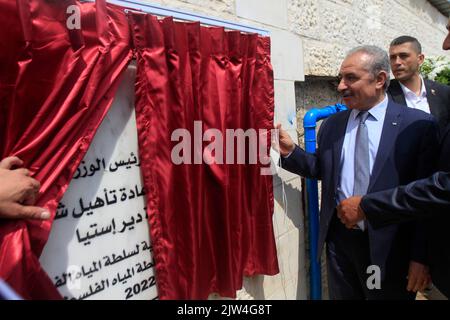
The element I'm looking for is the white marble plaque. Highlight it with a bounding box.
[40,63,158,300]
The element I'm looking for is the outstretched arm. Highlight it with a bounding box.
[337,172,450,229]
[275,124,322,179]
[0,157,50,220]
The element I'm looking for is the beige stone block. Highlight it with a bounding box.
[272,180,303,237]
[259,273,284,299]
[237,276,267,300]
[287,0,319,38]
[276,229,303,285]
[236,0,288,28]
[273,166,302,188]
[270,29,304,81]
[274,80,297,134]
[266,269,307,300]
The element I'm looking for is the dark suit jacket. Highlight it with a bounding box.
[388,78,450,130]
[282,100,440,276]
[361,126,450,296]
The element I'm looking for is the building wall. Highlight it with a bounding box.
[138,0,449,300]
[292,0,448,76]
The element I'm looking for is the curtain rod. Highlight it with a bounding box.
[80,0,270,36]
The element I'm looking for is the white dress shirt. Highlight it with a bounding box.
[337,95,389,230]
[399,77,431,114]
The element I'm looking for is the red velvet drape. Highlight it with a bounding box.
[1,0,277,300]
[130,13,278,300]
[0,0,132,299]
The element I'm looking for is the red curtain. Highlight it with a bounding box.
[1,0,277,300]
[0,0,132,299]
[130,13,278,299]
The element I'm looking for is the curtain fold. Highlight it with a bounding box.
[0,0,277,300]
[0,0,132,299]
[130,13,278,300]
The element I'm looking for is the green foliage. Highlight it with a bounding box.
[420,56,450,85]
[435,68,450,85]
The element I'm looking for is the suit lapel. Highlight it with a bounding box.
[425,80,444,122]
[388,80,407,106]
[368,102,402,191]
[332,111,351,190]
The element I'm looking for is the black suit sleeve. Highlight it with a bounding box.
[361,124,450,229]
[361,171,450,229]
[409,119,441,263]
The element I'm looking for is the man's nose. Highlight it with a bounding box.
[392,56,402,66]
[337,78,346,92]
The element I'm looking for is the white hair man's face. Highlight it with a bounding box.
[337,52,385,110]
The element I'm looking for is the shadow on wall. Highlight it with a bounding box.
[241,170,307,300]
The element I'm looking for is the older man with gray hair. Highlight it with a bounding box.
[275,45,440,299]
[336,19,450,300]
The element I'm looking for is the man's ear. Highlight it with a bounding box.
[418,53,425,65]
[376,71,388,89]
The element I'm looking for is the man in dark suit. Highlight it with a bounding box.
[277,45,440,299]
[338,129,450,297]
[388,36,450,130]
[336,23,450,298]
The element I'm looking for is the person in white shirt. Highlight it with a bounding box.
[388,36,450,131]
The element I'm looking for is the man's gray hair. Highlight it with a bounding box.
[346,45,391,89]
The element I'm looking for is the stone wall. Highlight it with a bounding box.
[289,0,448,76]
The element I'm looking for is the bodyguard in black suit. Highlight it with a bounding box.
[277,46,440,299]
[388,36,450,130]
[345,127,450,297]
[389,79,450,130]
[337,26,450,299]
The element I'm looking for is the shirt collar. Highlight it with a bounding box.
[351,94,388,122]
[399,76,427,98]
